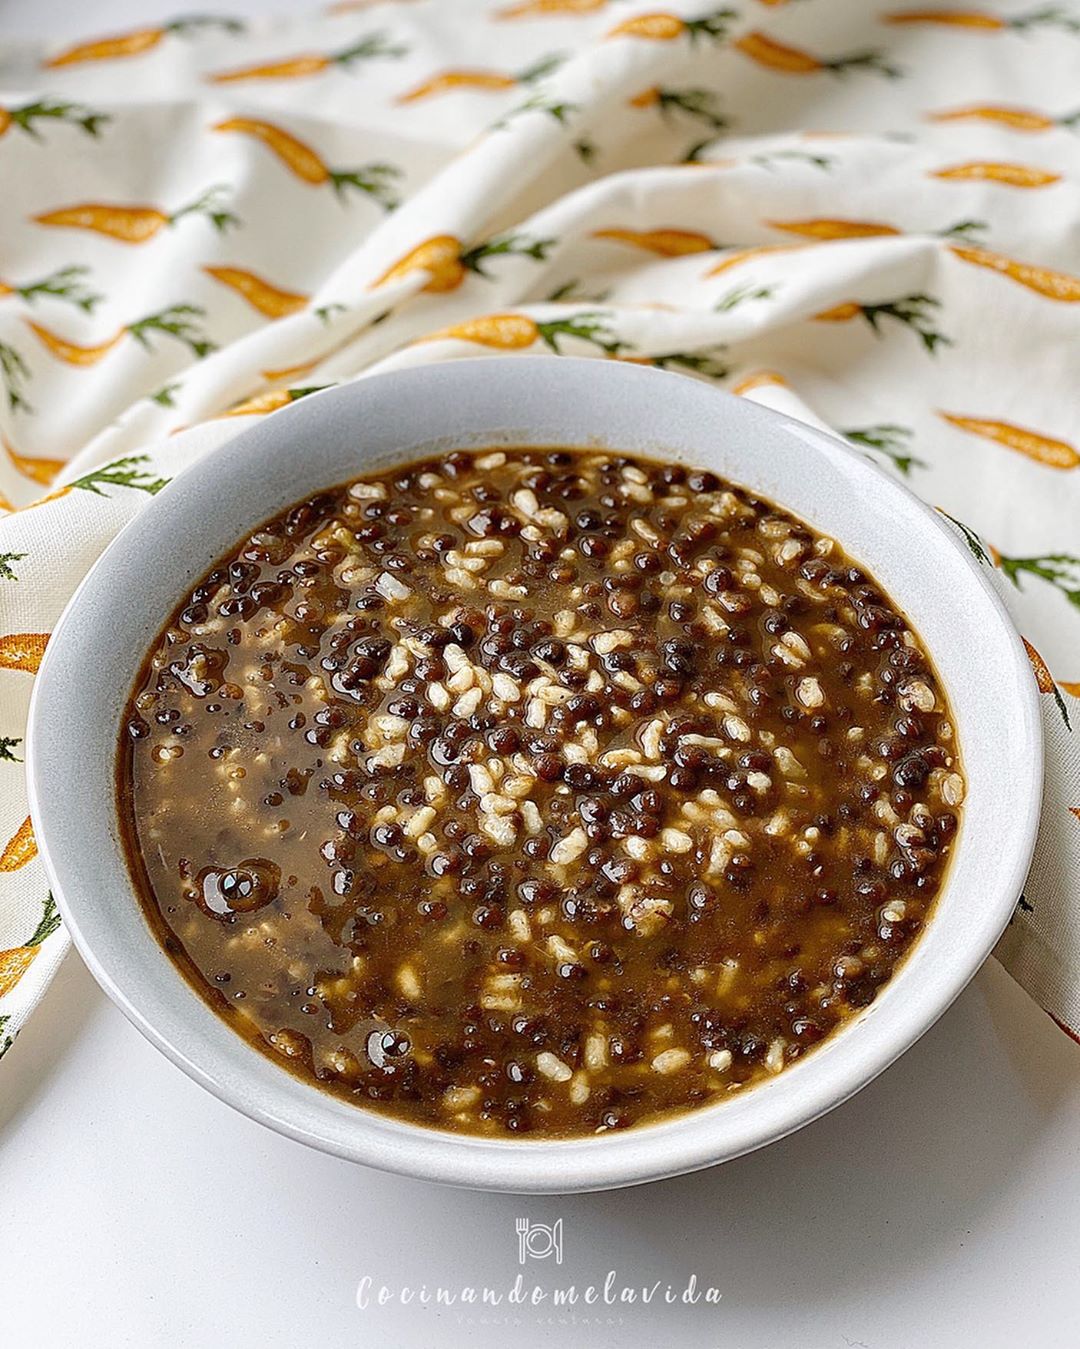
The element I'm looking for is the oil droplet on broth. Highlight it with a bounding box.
[196,858,281,918]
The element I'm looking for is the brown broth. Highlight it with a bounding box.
[119,447,963,1138]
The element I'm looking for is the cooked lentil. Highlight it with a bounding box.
[119,447,963,1137]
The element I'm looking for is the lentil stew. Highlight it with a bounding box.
[119,447,963,1138]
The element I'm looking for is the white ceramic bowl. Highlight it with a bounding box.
[27,358,1041,1193]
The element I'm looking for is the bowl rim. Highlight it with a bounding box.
[26,357,1043,1192]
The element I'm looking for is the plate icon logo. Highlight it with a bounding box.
[516,1217,563,1265]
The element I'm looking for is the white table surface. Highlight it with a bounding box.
[4,4,1080,1346]
[4,954,1080,1348]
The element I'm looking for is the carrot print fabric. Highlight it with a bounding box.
[0,0,1078,1055]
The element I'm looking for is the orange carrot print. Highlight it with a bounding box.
[607,9,737,41]
[496,0,607,15]
[767,218,899,239]
[0,633,49,674]
[204,267,309,318]
[373,232,554,292]
[885,8,1080,30]
[591,228,719,255]
[0,456,161,509]
[208,32,405,83]
[223,386,327,416]
[426,313,542,349]
[0,895,60,998]
[4,439,65,486]
[948,246,1080,301]
[814,294,950,352]
[931,161,1060,188]
[1023,637,1056,691]
[375,236,467,291]
[26,322,123,366]
[706,244,807,275]
[1021,638,1073,727]
[426,310,626,354]
[732,369,789,394]
[813,303,863,321]
[28,306,215,365]
[397,54,561,102]
[44,16,244,67]
[885,9,1007,26]
[34,187,238,243]
[213,119,400,205]
[939,413,1079,469]
[734,31,901,76]
[399,68,517,99]
[261,359,319,382]
[928,104,1080,132]
[0,818,36,873]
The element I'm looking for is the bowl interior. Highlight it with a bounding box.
[27,358,1041,1192]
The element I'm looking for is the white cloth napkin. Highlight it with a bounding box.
[1,0,1078,1058]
